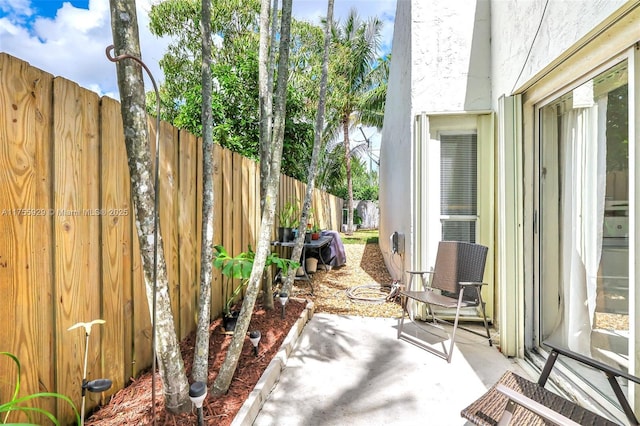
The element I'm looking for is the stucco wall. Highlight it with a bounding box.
[380,0,492,279]
[412,0,492,112]
[490,0,628,103]
[379,0,412,280]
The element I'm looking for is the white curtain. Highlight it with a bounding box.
[553,98,607,354]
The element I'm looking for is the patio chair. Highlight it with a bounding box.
[397,241,492,363]
[461,341,640,425]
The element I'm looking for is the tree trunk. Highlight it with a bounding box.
[258,0,277,309]
[192,0,214,384]
[282,0,334,295]
[211,0,293,396]
[108,0,190,414]
[258,0,272,207]
[344,119,354,235]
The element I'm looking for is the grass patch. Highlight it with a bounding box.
[340,229,379,244]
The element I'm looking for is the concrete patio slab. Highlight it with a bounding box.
[252,313,529,426]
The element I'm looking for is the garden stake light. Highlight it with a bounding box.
[106,44,161,425]
[279,292,289,319]
[188,381,207,426]
[67,319,112,426]
[249,330,261,356]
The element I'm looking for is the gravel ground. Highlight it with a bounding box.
[289,241,631,330]
[290,242,404,318]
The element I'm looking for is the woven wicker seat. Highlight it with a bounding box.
[461,371,617,426]
[462,341,640,425]
[397,241,492,363]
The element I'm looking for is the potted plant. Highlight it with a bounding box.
[311,222,321,240]
[213,245,300,331]
[278,199,300,242]
[213,245,253,331]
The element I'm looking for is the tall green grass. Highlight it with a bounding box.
[1,352,80,425]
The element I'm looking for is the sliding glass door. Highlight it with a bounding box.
[537,59,631,409]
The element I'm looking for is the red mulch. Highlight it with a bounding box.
[86,299,306,426]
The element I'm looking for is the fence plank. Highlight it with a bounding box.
[154,120,180,326]
[221,147,233,310]
[100,96,129,397]
[131,216,152,377]
[211,144,223,318]
[178,130,197,339]
[0,54,55,424]
[242,156,253,251]
[52,76,102,419]
[232,152,243,298]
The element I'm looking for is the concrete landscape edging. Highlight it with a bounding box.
[230,298,315,426]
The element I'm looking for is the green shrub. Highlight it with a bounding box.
[213,245,300,315]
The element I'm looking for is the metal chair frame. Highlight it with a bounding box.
[397,241,492,363]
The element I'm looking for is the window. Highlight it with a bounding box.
[440,133,478,242]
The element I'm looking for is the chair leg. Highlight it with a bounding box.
[398,294,407,339]
[476,286,492,346]
[446,291,466,363]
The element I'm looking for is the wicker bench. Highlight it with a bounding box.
[461,341,640,425]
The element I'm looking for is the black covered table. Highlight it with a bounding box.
[271,234,333,293]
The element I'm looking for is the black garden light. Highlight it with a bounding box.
[189,381,207,426]
[67,319,112,426]
[279,291,289,319]
[249,330,262,356]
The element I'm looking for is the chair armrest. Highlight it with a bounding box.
[543,341,640,385]
[458,281,487,286]
[543,340,640,425]
[406,271,434,291]
[495,384,581,426]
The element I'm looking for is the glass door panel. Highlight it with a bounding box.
[538,60,630,408]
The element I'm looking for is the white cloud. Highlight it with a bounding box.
[0,0,395,98]
[0,0,33,22]
[0,0,170,98]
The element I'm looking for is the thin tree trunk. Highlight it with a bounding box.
[282,0,334,295]
[258,0,272,206]
[258,0,276,309]
[211,0,294,397]
[259,0,279,203]
[266,0,279,163]
[192,0,214,384]
[108,0,190,413]
[344,119,354,235]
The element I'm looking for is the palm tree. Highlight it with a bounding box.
[325,9,384,234]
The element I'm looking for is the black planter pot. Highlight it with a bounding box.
[222,310,240,332]
[278,227,293,242]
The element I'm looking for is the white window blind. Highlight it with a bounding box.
[440,133,477,242]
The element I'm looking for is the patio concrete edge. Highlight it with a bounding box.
[231,298,315,426]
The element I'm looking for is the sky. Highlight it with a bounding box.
[0,0,396,99]
[0,0,394,170]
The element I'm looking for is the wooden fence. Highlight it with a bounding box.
[0,53,342,423]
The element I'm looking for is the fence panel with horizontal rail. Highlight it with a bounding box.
[0,53,342,423]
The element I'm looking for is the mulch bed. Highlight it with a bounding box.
[86,299,306,426]
[86,241,400,425]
